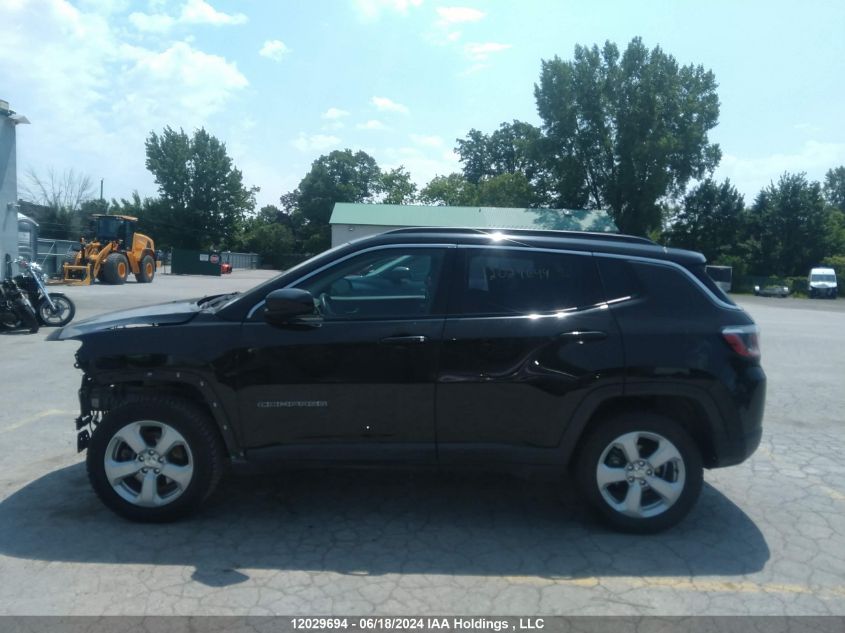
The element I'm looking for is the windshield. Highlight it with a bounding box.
[217,241,359,312]
[97,217,124,239]
[811,274,836,282]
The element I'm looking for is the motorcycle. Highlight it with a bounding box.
[14,257,76,327]
[0,277,40,333]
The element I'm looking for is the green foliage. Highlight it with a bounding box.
[419,172,535,208]
[379,166,417,204]
[290,149,382,251]
[476,173,535,208]
[821,254,845,280]
[823,166,845,211]
[419,173,478,206]
[534,37,721,235]
[663,179,745,262]
[238,206,294,269]
[744,173,831,276]
[145,127,257,250]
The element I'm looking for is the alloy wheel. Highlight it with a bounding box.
[595,430,686,519]
[103,421,194,507]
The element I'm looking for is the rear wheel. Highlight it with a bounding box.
[13,298,39,333]
[102,253,129,285]
[87,397,226,522]
[575,413,702,533]
[135,255,155,283]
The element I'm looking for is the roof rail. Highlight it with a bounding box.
[383,226,656,246]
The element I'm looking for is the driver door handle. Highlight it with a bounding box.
[380,335,429,345]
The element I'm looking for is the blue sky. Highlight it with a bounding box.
[2,0,844,210]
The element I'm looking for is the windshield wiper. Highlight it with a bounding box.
[198,292,239,308]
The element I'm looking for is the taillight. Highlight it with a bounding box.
[722,325,760,359]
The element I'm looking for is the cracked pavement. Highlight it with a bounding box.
[0,274,843,615]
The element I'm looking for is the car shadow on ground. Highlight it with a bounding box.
[0,463,769,586]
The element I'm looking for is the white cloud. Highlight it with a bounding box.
[0,0,249,202]
[122,41,248,118]
[436,6,484,23]
[180,0,247,25]
[322,107,350,120]
[353,0,423,22]
[357,119,388,130]
[372,96,409,114]
[464,41,511,61]
[128,11,175,32]
[291,133,342,153]
[426,6,484,45]
[129,0,247,32]
[716,140,845,199]
[410,134,443,148]
[259,39,289,62]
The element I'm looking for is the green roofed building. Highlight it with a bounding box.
[329,203,618,247]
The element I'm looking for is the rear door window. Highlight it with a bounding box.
[453,248,603,315]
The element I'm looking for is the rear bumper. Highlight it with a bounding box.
[710,364,766,467]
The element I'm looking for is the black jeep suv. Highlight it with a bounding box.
[50,228,765,532]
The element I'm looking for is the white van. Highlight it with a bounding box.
[808,267,837,298]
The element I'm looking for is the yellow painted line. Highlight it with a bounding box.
[1,409,76,433]
[819,485,845,502]
[502,575,845,598]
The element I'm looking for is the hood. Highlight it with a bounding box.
[47,298,203,341]
[809,281,837,288]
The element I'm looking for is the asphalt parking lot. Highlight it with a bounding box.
[0,273,843,616]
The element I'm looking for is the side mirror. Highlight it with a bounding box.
[386,266,411,284]
[264,288,319,327]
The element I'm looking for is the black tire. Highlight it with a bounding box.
[574,413,703,533]
[13,298,39,333]
[37,293,76,326]
[86,397,226,522]
[135,255,155,283]
[102,253,129,285]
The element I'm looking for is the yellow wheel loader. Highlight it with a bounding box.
[63,215,156,286]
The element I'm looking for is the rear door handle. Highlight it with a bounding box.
[558,330,607,343]
[380,335,429,345]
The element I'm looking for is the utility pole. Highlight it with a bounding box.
[101,178,106,214]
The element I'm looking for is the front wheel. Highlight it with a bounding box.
[102,253,129,285]
[575,413,703,533]
[87,397,226,522]
[37,293,76,326]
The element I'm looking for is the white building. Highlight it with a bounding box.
[0,99,29,276]
[329,202,618,248]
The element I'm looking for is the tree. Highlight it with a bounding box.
[419,173,479,206]
[145,127,257,250]
[663,179,746,263]
[379,166,417,204]
[455,121,551,205]
[476,173,535,208]
[19,168,97,240]
[823,166,845,212]
[237,205,296,269]
[534,37,721,235]
[745,173,831,276]
[288,149,383,252]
